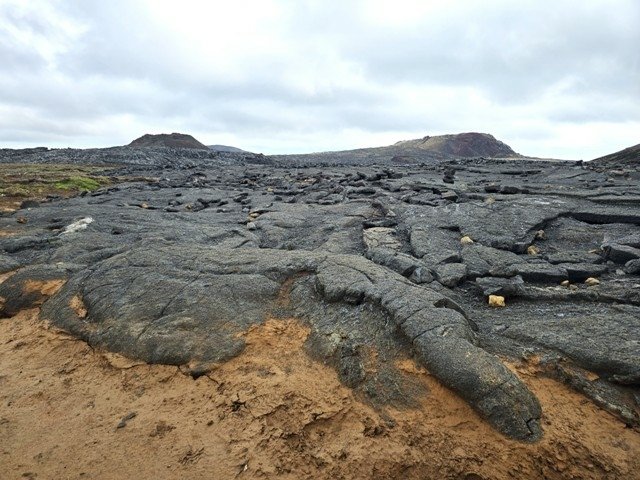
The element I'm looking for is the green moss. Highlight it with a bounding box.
[54,176,102,191]
[0,165,113,204]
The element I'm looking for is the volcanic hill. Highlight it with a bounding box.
[392,132,517,157]
[128,132,208,149]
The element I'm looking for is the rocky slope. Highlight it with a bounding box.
[591,143,640,169]
[0,140,639,477]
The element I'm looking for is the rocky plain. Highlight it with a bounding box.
[0,132,639,479]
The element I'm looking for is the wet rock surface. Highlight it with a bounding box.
[1,149,639,441]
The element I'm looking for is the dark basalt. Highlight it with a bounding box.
[1,146,639,442]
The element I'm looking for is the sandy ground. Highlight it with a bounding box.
[0,196,21,215]
[0,307,639,480]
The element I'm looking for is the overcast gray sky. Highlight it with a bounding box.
[0,0,638,159]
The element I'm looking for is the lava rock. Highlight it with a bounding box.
[19,200,40,209]
[461,244,524,279]
[603,243,640,264]
[475,275,525,298]
[558,263,608,282]
[545,251,603,265]
[0,254,21,273]
[503,262,568,283]
[434,263,467,287]
[624,259,640,275]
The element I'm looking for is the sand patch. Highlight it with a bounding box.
[69,294,87,318]
[0,228,17,237]
[0,311,638,479]
[0,202,20,214]
[22,279,65,297]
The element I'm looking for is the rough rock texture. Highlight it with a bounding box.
[1,146,639,444]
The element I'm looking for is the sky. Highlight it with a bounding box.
[0,0,638,159]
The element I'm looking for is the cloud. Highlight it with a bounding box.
[0,0,638,158]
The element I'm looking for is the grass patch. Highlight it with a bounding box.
[0,163,112,209]
[54,176,102,191]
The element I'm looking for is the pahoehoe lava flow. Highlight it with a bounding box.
[1,132,639,443]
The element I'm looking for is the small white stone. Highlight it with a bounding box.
[61,217,94,235]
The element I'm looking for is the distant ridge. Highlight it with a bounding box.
[129,133,208,149]
[208,144,248,153]
[272,132,520,165]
